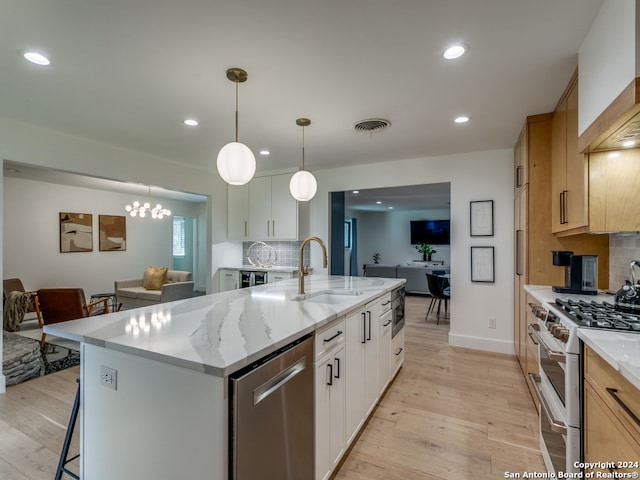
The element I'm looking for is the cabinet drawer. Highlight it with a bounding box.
[584,381,640,474]
[379,292,392,315]
[315,317,346,361]
[585,346,640,441]
[391,329,404,377]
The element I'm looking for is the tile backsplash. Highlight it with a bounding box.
[609,233,640,288]
[242,241,309,268]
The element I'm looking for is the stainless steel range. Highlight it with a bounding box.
[528,293,640,476]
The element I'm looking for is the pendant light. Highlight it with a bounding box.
[289,118,318,201]
[216,68,256,185]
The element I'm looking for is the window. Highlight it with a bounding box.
[173,216,185,257]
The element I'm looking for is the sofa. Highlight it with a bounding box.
[115,270,194,308]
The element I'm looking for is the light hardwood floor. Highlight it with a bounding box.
[0,295,544,479]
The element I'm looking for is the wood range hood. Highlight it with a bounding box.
[578,76,640,154]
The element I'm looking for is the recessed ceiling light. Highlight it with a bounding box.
[376,201,382,205]
[454,115,470,124]
[352,190,360,194]
[388,206,393,210]
[259,150,270,156]
[622,140,636,148]
[443,44,468,60]
[20,50,50,66]
[183,119,199,127]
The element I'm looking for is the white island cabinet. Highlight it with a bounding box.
[44,275,405,480]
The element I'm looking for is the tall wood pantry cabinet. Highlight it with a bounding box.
[513,114,609,407]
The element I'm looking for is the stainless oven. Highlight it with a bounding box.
[391,286,405,338]
[527,302,580,476]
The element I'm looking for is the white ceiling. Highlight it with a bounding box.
[0,0,604,206]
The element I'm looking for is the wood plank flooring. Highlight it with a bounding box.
[0,295,544,479]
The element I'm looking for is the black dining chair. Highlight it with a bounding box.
[425,273,450,325]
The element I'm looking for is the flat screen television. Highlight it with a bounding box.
[410,220,450,245]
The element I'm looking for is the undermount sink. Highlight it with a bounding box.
[292,290,363,304]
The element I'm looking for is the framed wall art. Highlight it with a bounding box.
[99,215,127,251]
[470,200,494,236]
[60,212,93,252]
[471,246,495,283]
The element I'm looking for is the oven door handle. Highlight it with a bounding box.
[528,373,567,435]
[536,333,566,363]
[527,323,540,345]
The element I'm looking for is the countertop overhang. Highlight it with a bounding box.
[524,285,640,390]
[45,275,404,377]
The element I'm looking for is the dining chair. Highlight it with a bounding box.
[425,273,450,325]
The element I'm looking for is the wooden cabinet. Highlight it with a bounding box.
[551,73,589,234]
[588,147,640,232]
[218,268,239,292]
[513,113,609,405]
[583,346,640,476]
[228,174,309,241]
[345,298,380,445]
[228,184,249,241]
[514,125,527,192]
[314,318,346,480]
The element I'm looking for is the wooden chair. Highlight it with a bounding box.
[425,273,450,325]
[3,278,43,328]
[37,288,109,347]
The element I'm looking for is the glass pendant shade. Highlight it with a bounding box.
[217,141,256,185]
[289,169,317,201]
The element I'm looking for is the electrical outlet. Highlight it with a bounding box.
[100,365,117,390]
[488,318,496,329]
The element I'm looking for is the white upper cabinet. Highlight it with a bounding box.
[228,173,309,241]
[578,0,637,135]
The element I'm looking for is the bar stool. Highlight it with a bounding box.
[55,378,80,480]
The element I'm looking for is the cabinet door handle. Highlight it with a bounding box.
[361,312,366,344]
[244,221,247,237]
[267,220,270,237]
[382,319,392,327]
[366,311,372,341]
[272,220,275,237]
[515,230,522,276]
[334,358,340,379]
[395,347,403,356]
[606,387,640,427]
[323,330,343,343]
[516,165,522,188]
[327,363,333,386]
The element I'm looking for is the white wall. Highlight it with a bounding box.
[353,208,450,274]
[309,149,515,354]
[3,176,203,295]
[578,0,636,134]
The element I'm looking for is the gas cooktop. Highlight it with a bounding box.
[555,298,640,332]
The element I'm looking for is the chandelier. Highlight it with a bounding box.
[125,186,171,219]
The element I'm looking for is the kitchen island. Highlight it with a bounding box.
[45,274,404,480]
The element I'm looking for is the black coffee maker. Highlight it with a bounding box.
[551,251,598,295]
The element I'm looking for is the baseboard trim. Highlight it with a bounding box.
[448,332,515,355]
[0,374,6,394]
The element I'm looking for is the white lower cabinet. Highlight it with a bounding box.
[314,292,404,480]
[379,308,392,391]
[345,298,381,444]
[266,271,294,283]
[218,269,238,292]
[314,318,346,480]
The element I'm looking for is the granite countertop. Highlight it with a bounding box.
[525,285,640,391]
[44,275,404,377]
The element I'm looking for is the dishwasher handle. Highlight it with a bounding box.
[253,357,306,405]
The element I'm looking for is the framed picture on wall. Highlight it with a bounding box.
[470,200,494,236]
[471,246,495,283]
[60,212,93,252]
[99,215,127,251]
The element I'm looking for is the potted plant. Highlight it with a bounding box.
[372,252,381,264]
[415,243,436,261]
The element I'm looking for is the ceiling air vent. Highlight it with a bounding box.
[354,118,391,133]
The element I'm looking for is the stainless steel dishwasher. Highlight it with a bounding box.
[229,334,314,480]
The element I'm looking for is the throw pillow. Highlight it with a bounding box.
[143,266,168,290]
